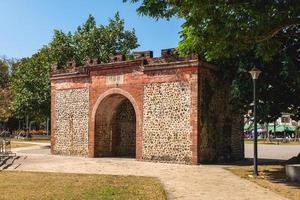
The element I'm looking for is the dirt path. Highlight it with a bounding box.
[5,146,287,200]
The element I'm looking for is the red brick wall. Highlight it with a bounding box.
[88,66,198,163]
[50,58,215,164]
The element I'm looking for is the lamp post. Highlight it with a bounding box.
[249,67,261,176]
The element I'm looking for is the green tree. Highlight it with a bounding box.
[126,0,300,122]
[48,30,75,67]
[9,48,51,121]
[0,59,11,122]
[0,59,9,88]
[49,13,139,67]
[10,13,139,120]
[126,1,299,60]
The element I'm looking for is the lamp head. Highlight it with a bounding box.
[249,67,262,80]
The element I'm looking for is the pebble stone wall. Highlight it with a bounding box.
[54,88,89,156]
[142,81,192,164]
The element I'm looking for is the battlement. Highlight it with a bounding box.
[50,48,199,77]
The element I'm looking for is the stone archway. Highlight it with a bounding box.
[94,94,136,157]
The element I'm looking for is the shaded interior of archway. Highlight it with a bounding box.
[94,94,136,158]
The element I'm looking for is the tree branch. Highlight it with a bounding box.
[256,23,300,43]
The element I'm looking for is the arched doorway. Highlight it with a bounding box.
[94,94,136,158]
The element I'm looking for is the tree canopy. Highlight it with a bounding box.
[126,0,299,61]
[49,13,139,67]
[0,59,11,122]
[0,59,9,88]
[126,0,300,122]
[9,48,51,121]
[9,13,139,121]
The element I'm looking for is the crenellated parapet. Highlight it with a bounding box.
[134,50,153,59]
[85,58,99,66]
[50,48,201,77]
[51,60,86,74]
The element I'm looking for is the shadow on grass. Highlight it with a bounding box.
[221,158,300,190]
[260,165,300,189]
[202,158,287,166]
[0,156,21,170]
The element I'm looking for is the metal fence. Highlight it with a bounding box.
[0,131,15,161]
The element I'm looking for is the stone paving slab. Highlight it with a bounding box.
[6,146,288,200]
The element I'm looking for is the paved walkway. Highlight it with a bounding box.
[4,145,288,200]
[245,144,300,161]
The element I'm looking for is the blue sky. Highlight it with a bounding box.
[0,0,183,59]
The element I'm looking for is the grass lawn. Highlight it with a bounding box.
[0,171,167,200]
[10,141,37,148]
[244,139,300,145]
[225,165,300,200]
[11,138,50,143]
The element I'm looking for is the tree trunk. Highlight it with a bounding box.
[266,123,269,141]
[46,117,49,135]
[26,115,29,133]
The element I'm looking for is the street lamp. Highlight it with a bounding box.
[249,67,261,176]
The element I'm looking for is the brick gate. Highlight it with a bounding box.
[50,49,244,164]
